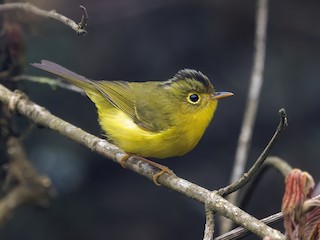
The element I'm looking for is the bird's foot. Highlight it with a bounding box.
[118,153,174,186]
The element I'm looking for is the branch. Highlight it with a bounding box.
[217,195,320,240]
[0,84,284,239]
[227,0,269,206]
[0,3,88,35]
[203,205,215,240]
[218,156,293,240]
[218,109,287,196]
[215,212,283,240]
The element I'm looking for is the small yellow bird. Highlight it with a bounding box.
[32,60,232,178]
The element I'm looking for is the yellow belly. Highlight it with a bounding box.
[97,103,216,159]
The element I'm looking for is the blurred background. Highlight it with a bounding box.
[1,0,320,239]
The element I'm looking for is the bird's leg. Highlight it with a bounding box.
[119,153,130,168]
[118,154,174,186]
[140,157,174,186]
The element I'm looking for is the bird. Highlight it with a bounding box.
[32,60,233,183]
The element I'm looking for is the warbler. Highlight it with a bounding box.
[32,60,233,159]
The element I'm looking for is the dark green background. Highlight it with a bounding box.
[1,0,320,239]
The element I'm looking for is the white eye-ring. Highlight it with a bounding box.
[187,93,200,104]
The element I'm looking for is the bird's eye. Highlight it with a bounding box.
[188,93,200,104]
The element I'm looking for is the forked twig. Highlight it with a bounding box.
[0,3,88,35]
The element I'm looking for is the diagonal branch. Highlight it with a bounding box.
[0,83,284,239]
[0,3,88,35]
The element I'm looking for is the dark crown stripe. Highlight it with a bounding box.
[163,69,211,87]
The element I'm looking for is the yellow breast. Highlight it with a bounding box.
[97,100,218,159]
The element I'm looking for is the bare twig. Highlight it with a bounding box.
[218,168,319,240]
[203,205,215,240]
[217,158,291,239]
[0,3,88,35]
[218,109,287,196]
[215,212,283,240]
[228,0,269,200]
[0,84,285,239]
[78,5,88,30]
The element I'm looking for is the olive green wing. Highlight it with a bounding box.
[92,81,173,132]
[92,81,137,121]
[130,82,175,132]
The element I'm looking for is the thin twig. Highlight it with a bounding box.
[0,84,285,240]
[230,158,295,240]
[228,0,269,206]
[218,109,287,197]
[78,5,88,30]
[203,205,215,240]
[0,3,88,35]
[215,212,283,240]
[217,194,320,240]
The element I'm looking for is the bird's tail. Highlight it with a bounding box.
[31,60,95,91]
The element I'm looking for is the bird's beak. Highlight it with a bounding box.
[211,91,234,100]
